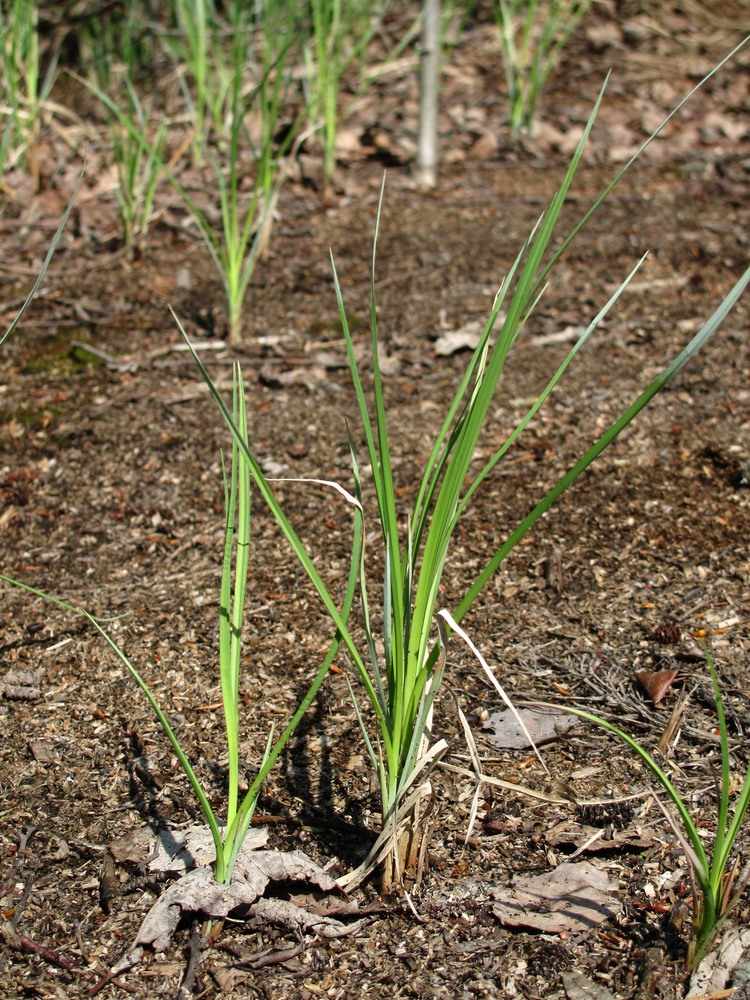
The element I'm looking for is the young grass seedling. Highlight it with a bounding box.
[493,0,593,134]
[0,169,81,350]
[80,38,301,344]
[1,365,363,885]
[0,0,58,189]
[77,0,158,92]
[244,0,302,262]
[535,648,750,971]
[108,79,166,253]
[303,0,381,193]
[167,0,228,165]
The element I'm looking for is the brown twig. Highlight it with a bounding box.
[88,955,140,997]
[232,942,304,970]
[1,919,81,972]
[175,921,205,1000]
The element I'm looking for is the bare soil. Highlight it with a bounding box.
[2,3,750,998]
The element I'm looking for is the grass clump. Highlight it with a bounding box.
[0,190,359,883]
[82,0,303,342]
[107,79,165,254]
[0,178,358,886]
[303,0,382,194]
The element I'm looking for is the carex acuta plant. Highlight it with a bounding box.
[0,0,58,189]
[167,0,226,166]
[107,78,166,254]
[81,43,299,344]
[186,40,750,891]
[1,363,362,886]
[303,0,380,193]
[493,0,593,134]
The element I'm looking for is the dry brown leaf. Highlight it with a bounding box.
[248,898,370,939]
[133,850,364,953]
[146,825,269,873]
[685,926,750,998]
[635,668,679,705]
[105,824,368,977]
[433,322,483,356]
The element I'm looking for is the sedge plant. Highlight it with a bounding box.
[0,190,359,884]
[493,0,593,134]
[81,30,301,344]
[0,365,362,886]
[77,0,158,92]
[303,0,383,192]
[108,79,166,253]
[535,648,750,971]
[167,0,228,165]
[0,0,58,189]
[204,26,303,343]
[245,0,303,261]
[185,41,750,890]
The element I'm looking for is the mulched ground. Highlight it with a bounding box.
[2,2,750,997]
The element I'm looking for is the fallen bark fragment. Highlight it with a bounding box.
[635,667,680,705]
[1,668,42,700]
[685,926,750,999]
[491,861,620,934]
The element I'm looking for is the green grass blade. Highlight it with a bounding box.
[177,318,392,764]
[223,728,274,880]
[219,442,237,827]
[409,219,543,559]
[703,648,750,899]
[368,178,405,589]
[332,179,407,710]
[708,651,731,884]
[714,769,750,890]
[0,168,82,350]
[348,675,385,787]
[411,82,608,685]
[222,469,366,879]
[535,699,711,885]
[330,257,379,491]
[396,635,446,806]
[455,252,648,523]
[409,273,509,556]
[348,436,387,712]
[534,36,749,294]
[219,367,251,833]
[455,261,750,624]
